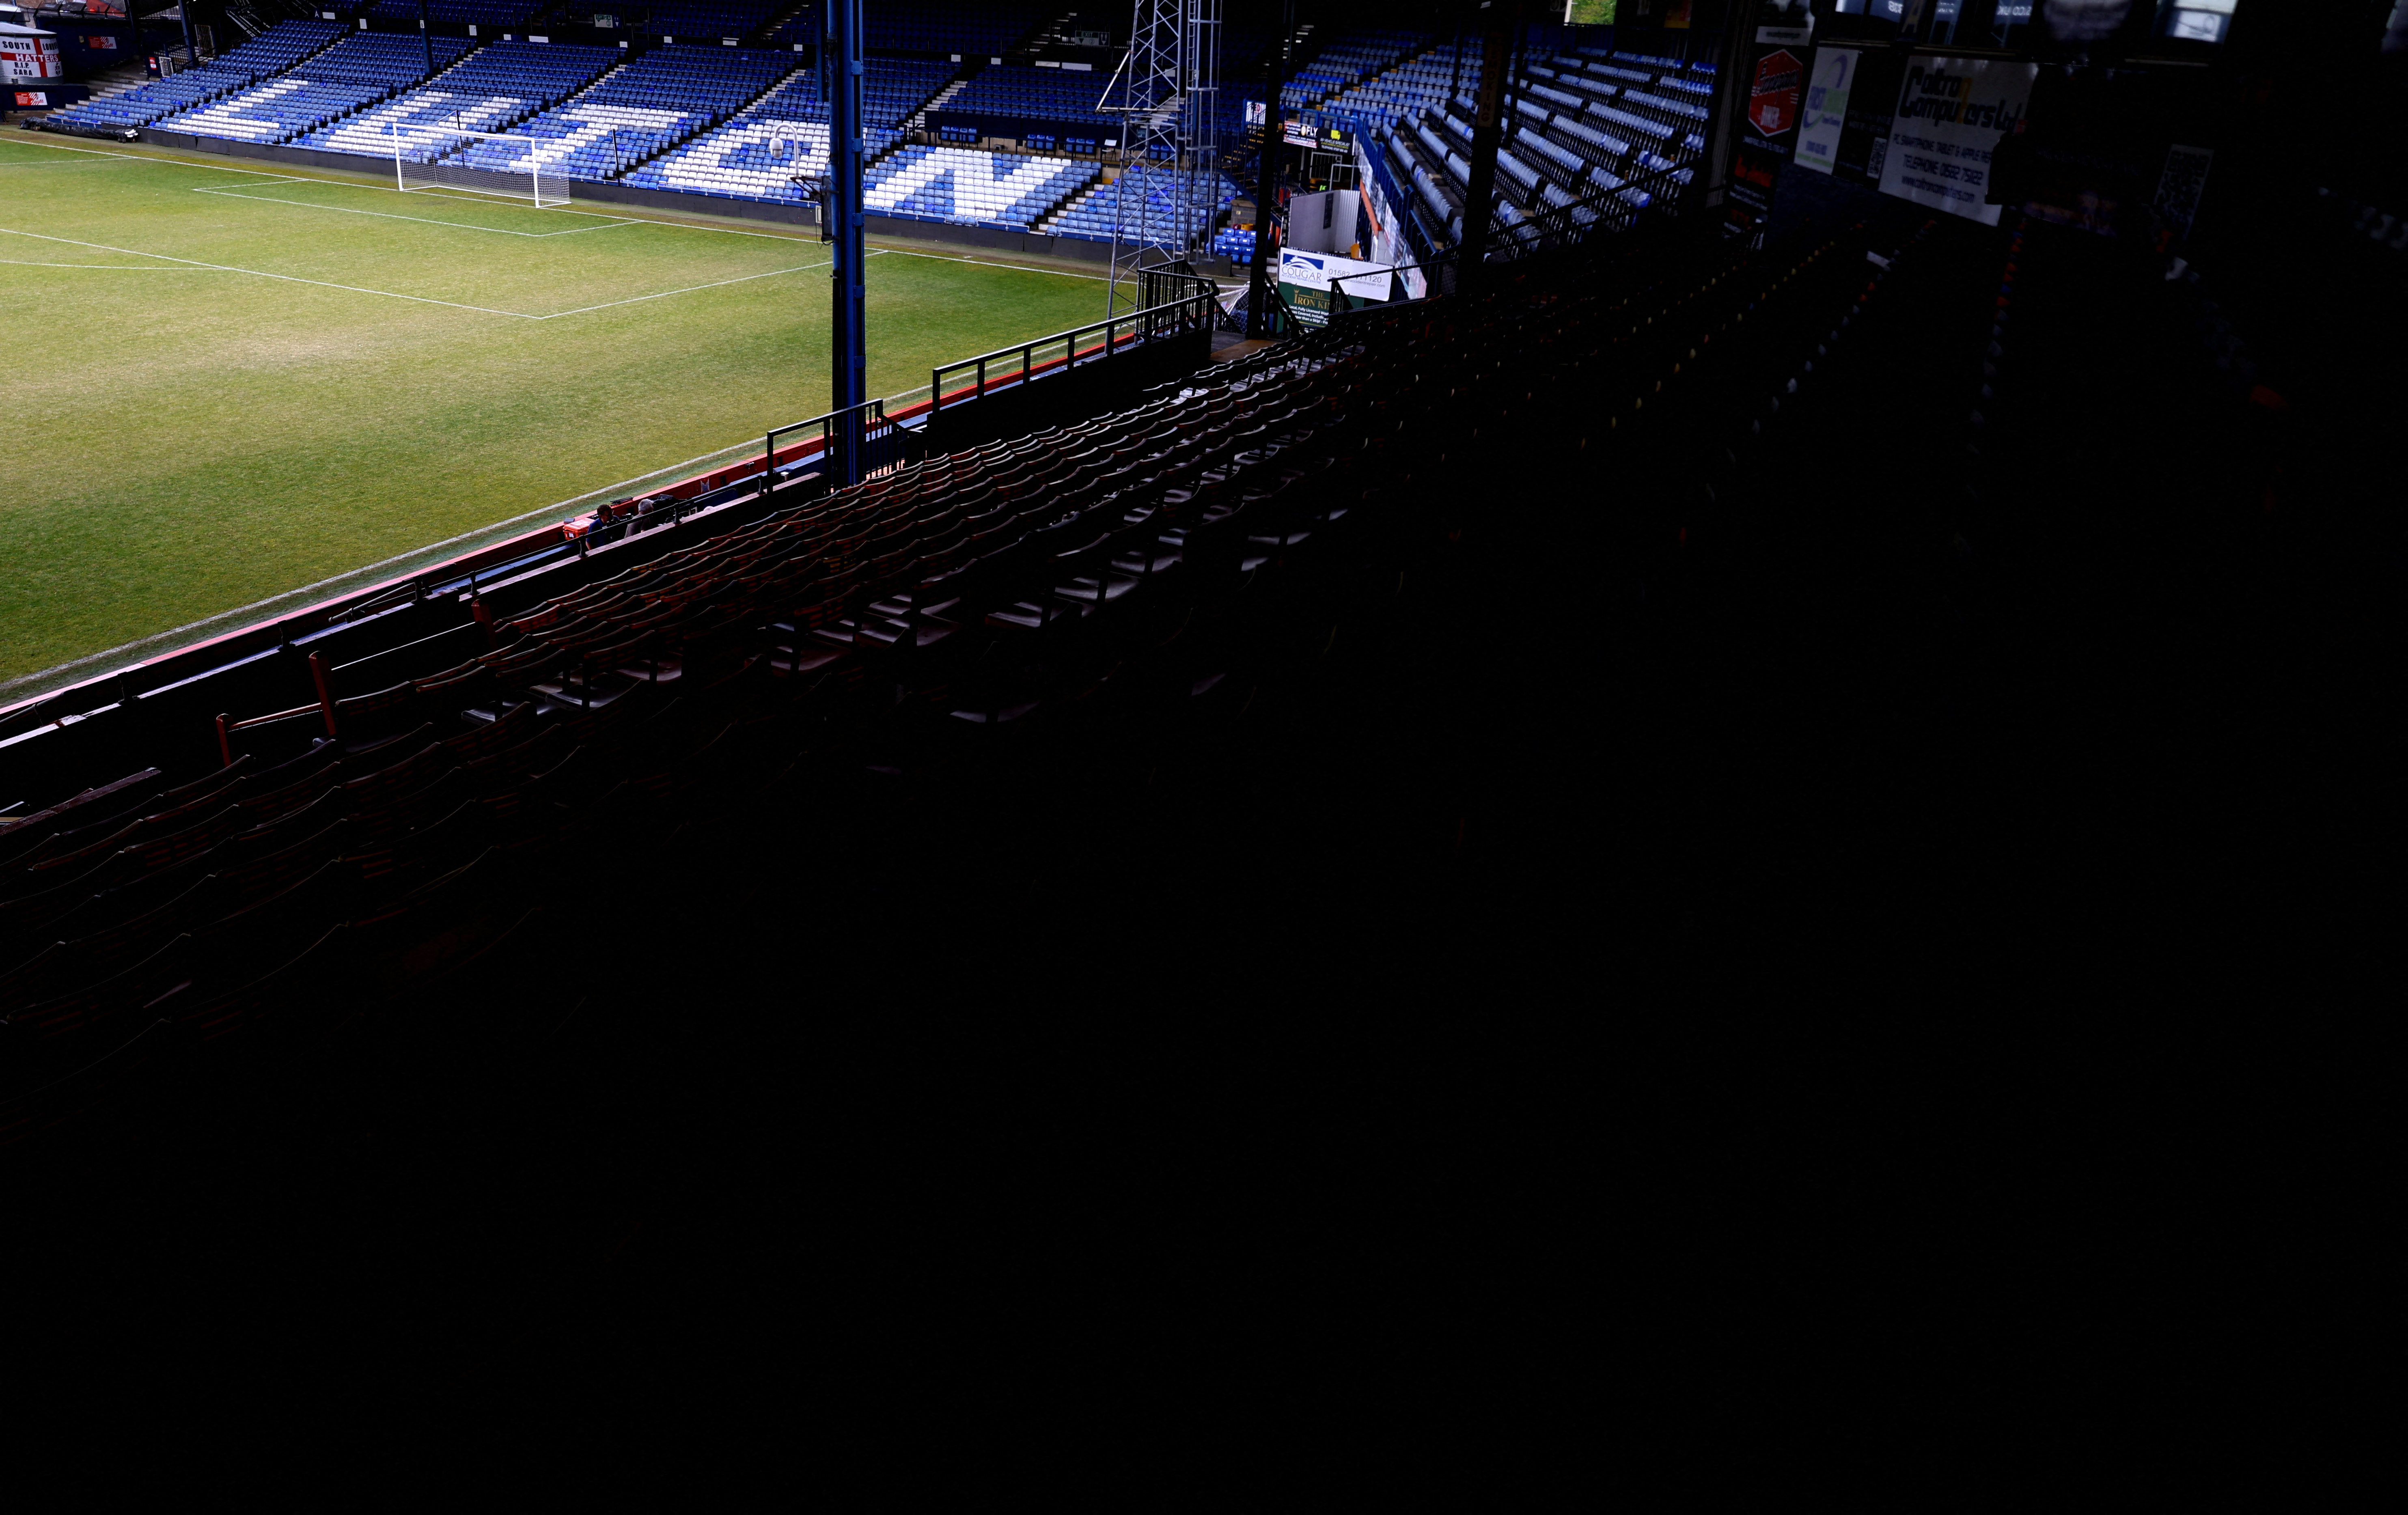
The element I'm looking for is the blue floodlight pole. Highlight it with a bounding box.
[827,0,867,487]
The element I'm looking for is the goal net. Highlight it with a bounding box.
[391,126,569,209]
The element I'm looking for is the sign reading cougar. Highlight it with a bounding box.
[1749,49,1801,138]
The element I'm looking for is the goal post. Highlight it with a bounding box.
[390,125,570,209]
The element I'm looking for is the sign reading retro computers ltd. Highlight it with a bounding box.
[1277,249,1393,328]
[1876,54,2039,226]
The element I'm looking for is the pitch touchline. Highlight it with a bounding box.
[190,185,642,237]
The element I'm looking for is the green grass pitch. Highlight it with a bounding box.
[0,134,1121,689]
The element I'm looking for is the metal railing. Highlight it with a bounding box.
[928,266,1220,420]
[764,395,928,497]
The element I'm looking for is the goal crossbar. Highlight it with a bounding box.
[391,126,569,209]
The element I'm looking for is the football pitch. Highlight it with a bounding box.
[0,133,1123,691]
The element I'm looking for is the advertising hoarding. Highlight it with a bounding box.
[1877,54,2037,226]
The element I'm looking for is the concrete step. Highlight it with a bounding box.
[910,77,970,129]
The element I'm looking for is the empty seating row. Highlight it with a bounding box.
[1,190,1702,1047]
[155,32,475,144]
[38,18,336,131]
[862,145,1095,228]
[364,0,543,26]
[862,2,1043,58]
[442,44,793,182]
[1041,170,1238,245]
[1279,28,1429,113]
[937,62,1116,136]
[640,1,778,42]
[292,40,621,162]
[620,61,936,204]
[1309,35,1468,135]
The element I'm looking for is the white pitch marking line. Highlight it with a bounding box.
[190,185,642,238]
[0,223,840,317]
[873,246,1114,283]
[0,258,225,269]
[0,138,339,180]
[0,224,537,317]
[530,252,854,318]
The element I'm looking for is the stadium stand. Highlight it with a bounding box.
[862,1,1042,57]
[438,44,795,182]
[37,18,338,133]
[1279,27,1428,114]
[0,205,1970,1062]
[291,40,623,162]
[930,62,1117,145]
[641,1,779,42]
[1042,170,1241,245]
[1370,37,1713,259]
[861,144,1095,228]
[762,3,823,51]
[154,31,475,145]
[9,182,2384,1430]
[1305,32,1461,134]
[618,58,938,203]
[362,0,544,26]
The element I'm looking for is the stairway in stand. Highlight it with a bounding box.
[748,0,811,49]
[910,77,970,132]
[81,59,155,101]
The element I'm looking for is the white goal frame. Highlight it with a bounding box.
[391,125,569,209]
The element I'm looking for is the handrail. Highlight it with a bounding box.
[929,276,1220,418]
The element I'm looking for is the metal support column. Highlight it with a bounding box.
[1456,0,1522,293]
[1244,0,1292,339]
[178,2,197,66]
[827,0,867,486]
[419,0,432,78]
[1103,0,1220,318]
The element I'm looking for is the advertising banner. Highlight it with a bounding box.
[2152,143,2212,240]
[1354,135,1427,301]
[1747,49,1802,138]
[1791,47,1856,177]
[1278,248,1393,327]
[1755,0,1814,44]
[1838,47,1908,186]
[1877,54,2037,226]
[1727,38,1804,239]
[0,29,64,82]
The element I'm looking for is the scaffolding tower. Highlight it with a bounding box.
[1101,0,1221,316]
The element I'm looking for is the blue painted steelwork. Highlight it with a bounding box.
[826,0,867,487]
